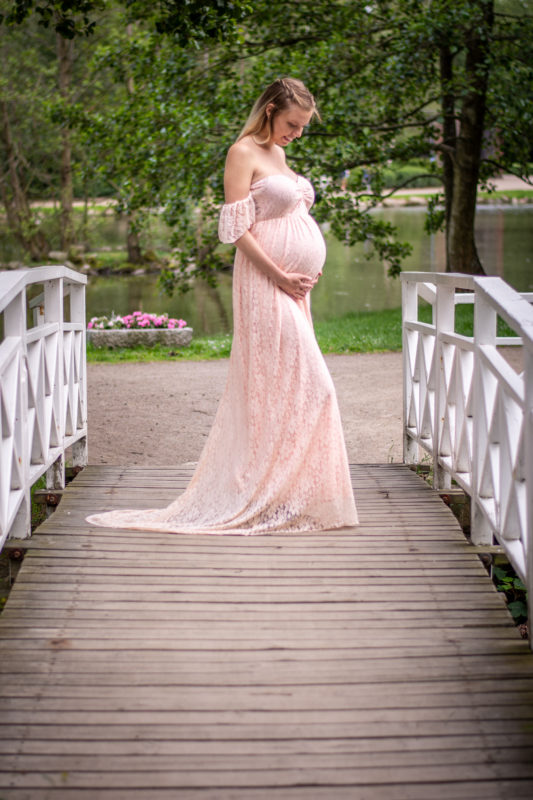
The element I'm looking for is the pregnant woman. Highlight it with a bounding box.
[87,77,358,534]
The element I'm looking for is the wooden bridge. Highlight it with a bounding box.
[1,268,533,797]
[1,462,533,798]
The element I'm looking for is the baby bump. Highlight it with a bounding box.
[254,215,326,279]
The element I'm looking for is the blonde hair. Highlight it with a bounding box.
[238,77,319,143]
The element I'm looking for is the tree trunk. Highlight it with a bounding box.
[124,23,143,265]
[0,99,49,260]
[127,222,143,263]
[57,32,74,251]
[446,0,493,275]
[438,44,455,253]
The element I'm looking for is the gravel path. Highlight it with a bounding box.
[87,352,404,466]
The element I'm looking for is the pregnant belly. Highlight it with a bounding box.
[255,215,326,280]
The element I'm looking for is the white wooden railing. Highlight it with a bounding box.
[402,271,533,633]
[0,266,88,546]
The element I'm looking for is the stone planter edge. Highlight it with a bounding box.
[87,326,193,349]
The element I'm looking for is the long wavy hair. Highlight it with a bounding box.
[238,77,319,144]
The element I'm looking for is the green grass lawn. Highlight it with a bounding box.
[86,308,407,363]
[86,303,517,363]
[392,188,533,200]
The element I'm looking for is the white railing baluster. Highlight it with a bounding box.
[472,290,498,545]
[525,345,533,631]
[402,278,419,465]
[434,282,455,491]
[69,281,88,469]
[2,287,30,539]
[45,276,65,490]
[0,266,87,546]
[402,271,533,647]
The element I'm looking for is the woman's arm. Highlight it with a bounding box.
[223,143,316,301]
[234,231,315,300]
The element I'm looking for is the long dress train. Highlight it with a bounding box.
[86,173,358,534]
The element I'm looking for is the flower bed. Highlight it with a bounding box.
[87,312,193,349]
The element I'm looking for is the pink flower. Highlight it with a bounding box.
[88,310,187,331]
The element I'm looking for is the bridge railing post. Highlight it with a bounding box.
[69,280,88,471]
[525,342,533,639]
[402,277,419,465]
[44,276,66,491]
[471,286,498,546]
[433,282,455,491]
[402,271,533,648]
[2,287,30,539]
[0,266,87,547]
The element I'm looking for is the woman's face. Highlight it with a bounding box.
[268,103,313,147]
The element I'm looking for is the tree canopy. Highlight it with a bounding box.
[1,0,532,285]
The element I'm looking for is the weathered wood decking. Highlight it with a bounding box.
[1,463,533,799]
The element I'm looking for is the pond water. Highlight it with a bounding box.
[3,205,530,335]
[85,204,533,335]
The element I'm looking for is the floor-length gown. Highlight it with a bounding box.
[86,173,358,534]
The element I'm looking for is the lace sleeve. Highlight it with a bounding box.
[218,195,256,243]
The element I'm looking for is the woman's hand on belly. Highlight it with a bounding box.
[279,271,318,301]
[234,230,319,301]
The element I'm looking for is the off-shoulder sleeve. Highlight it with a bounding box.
[218,194,255,243]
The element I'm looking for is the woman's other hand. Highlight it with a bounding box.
[280,272,318,301]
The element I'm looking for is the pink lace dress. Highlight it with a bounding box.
[86,173,358,534]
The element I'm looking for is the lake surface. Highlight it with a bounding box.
[20,205,533,335]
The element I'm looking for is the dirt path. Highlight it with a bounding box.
[87,352,404,466]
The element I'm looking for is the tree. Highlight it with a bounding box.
[0,19,57,260]
[231,0,533,276]
[74,1,251,270]
[2,1,531,279]
[0,0,251,262]
[155,0,533,290]
[0,0,105,258]
[103,0,532,296]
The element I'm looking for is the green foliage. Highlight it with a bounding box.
[425,193,446,235]
[86,300,519,360]
[87,334,232,362]
[86,307,408,362]
[315,309,404,353]
[493,562,528,624]
[350,162,442,192]
[31,475,47,531]
[2,0,532,279]
[0,0,104,38]
[417,300,517,339]
[125,0,251,44]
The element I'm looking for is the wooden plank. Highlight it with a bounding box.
[1,745,533,773]
[3,687,533,713]
[0,622,520,639]
[0,462,532,799]
[1,782,532,800]
[1,718,533,741]
[1,762,533,789]
[1,732,532,755]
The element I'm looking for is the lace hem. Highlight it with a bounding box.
[218,194,255,243]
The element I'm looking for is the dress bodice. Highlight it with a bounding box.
[251,174,314,221]
[218,173,315,244]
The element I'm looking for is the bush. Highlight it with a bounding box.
[347,161,441,192]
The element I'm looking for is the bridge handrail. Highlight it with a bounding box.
[401,271,533,635]
[0,266,88,547]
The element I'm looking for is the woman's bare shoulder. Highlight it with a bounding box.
[224,138,256,201]
[226,136,256,165]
